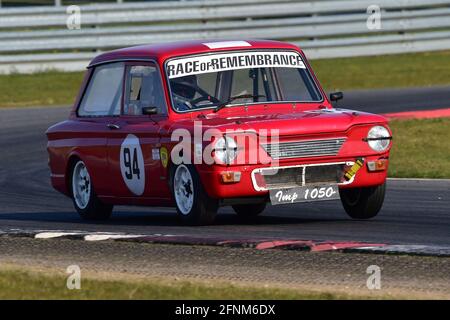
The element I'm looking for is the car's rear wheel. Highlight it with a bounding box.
[171,164,218,225]
[71,160,113,220]
[232,202,266,218]
[339,183,386,219]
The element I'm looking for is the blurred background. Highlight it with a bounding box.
[1,0,450,74]
[1,0,164,6]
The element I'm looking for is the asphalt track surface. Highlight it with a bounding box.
[341,85,450,113]
[0,87,449,247]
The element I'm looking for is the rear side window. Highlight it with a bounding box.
[78,62,124,116]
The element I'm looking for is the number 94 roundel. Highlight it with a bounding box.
[120,134,145,196]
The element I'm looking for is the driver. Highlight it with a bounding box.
[171,75,198,111]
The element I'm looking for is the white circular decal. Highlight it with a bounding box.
[120,134,145,196]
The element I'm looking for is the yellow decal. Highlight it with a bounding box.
[160,147,169,168]
[344,158,364,181]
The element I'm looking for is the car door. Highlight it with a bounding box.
[75,62,124,197]
[106,62,169,201]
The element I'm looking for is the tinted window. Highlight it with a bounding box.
[124,65,167,116]
[276,67,321,101]
[230,68,275,104]
[167,51,323,112]
[78,62,124,117]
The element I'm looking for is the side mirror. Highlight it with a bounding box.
[142,106,158,115]
[329,92,344,102]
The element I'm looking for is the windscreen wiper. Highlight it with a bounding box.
[213,94,265,113]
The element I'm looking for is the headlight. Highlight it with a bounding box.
[214,136,238,164]
[366,126,391,152]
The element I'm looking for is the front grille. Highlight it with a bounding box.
[262,138,346,160]
[263,167,304,189]
[305,165,344,185]
[252,163,349,191]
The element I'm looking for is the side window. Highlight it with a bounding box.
[124,65,167,116]
[78,62,124,116]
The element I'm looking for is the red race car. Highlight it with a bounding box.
[46,40,392,225]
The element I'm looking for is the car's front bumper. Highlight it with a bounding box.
[197,154,389,199]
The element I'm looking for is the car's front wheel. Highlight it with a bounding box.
[71,159,113,220]
[171,164,218,225]
[339,183,386,219]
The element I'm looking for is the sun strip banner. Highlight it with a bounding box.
[166,51,306,79]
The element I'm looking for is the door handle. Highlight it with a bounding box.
[107,123,120,130]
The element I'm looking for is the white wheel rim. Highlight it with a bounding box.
[174,165,194,215]
[72,161,91,210]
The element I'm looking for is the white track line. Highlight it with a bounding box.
[35,232,83,239]
[84,234,145,241]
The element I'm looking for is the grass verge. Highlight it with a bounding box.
[388,118,450,178]
[0,264,372,300]
[0,71,84,108]
[311,50,450,92]
[2,51,450,108]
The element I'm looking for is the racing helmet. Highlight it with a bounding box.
[171,75,198,100]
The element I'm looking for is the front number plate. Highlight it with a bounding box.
[269,185,340,205]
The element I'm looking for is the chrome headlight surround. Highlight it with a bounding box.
[365,125,391,152]
[214,136,238,164]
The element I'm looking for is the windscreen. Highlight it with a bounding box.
[166,51,323,112]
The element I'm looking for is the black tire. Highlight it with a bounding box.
[339,183,386,219]
[70,159,113,220]
[232,202,266,218]
[170,164,219,225]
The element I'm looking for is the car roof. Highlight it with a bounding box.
[88,39,302,67]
